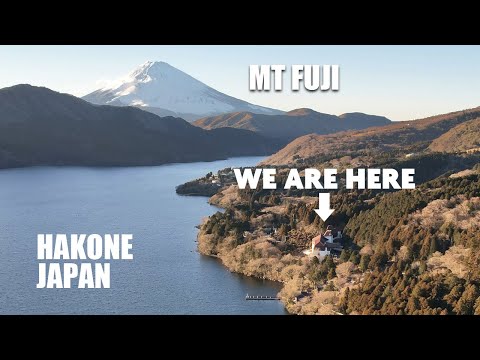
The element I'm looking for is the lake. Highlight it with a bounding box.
[0,157,286,314]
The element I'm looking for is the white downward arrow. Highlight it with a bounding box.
[314,193,335,221]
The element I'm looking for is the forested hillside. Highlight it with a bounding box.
[263,107,480,166]
[429,117,480,153]
[193,162,480,314]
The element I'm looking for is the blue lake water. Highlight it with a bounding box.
[0,157,286,314]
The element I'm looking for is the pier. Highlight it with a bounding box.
[245,294,280,301]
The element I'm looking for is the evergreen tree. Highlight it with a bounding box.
[277,224,289,237]
[289,216,297,230]
[340,249,350,262]
[474,297,480,315]
[454,284,479,315]
[369,251,388,269]
[359,254,371,272]
[339,287,350,314]
[429,237,439,255]
[327,268,336,280]
[324,255,336,271]
[349,251,360,265]
[418,261,427,275]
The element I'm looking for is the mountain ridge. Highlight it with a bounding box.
[194,109,392,142]
[262,106,480,165]
[0,84,282,168]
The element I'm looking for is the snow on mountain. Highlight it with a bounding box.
[83,61,283,121]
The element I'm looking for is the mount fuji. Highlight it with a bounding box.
[83,61,283,121]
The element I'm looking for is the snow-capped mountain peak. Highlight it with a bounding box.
[84,61,283,121]
[124,61,190,85]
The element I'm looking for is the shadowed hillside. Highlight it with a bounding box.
[0,85,282,168]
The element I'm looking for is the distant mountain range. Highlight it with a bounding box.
[0,85,282,168]
[83,61,283,121]
[5,80,478,170]
[194,108,391,142]
[263,107,480,165]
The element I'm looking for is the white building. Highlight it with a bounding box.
[303,226,343,260]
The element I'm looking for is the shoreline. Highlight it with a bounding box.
[195,194,290,313]
[195,192,342,315]
[183,161,363,315]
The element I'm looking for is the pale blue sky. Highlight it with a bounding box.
[0,45,479,121]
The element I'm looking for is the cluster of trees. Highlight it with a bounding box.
[345,172,480,257]
[175,179,221,196]
[339,262,480,315]
[201,210,249,254]
[307,256,337,287]
[390,153,480,184]
[338,169,480,314]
